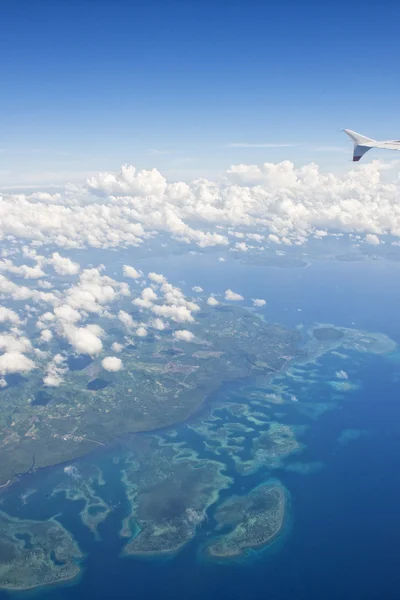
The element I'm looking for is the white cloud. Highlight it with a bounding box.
[207,296,219,306]
[136,326,148,337]
[152,304,194,323]
[148,272,166,285]
[4,160,400,251]
[0,259,46,279]
[226,142,298,148]
[365,233,380,245]
[0,351,35,375]
[50,252,80,275]
[118,310,136,329]
[111,342,124,352]
[54,304,82,324]
[123,265,142,279]
[0,333,32,354]
[40,329,53,342]
[63,325,103,355]
[148,317,165,331]
[252,298,266,307]
[224,289,244,301]
[43,354,67,387]
[192,286,203,293]
[102,356,123,372]
[173,329,195,342]
[0,307,20,324]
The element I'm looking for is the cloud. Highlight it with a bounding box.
[118,310,136,329]
[102,356,123,372]
[252,298,266,307]
[3,159,400,251]
[0,307,21,324]
[111,342,124,352]
[0,351,35,375]
[148,317,165,331]
[224,289,244,301]
[54,304,82,324]
[0,259,46,279]
[63,325,103,355]
[136,326,148,337]
[365,233,380,245]
[192,286,203,293]
[40,329,53,342]
[50,252,80,275]
[148,272,166,284]
[43,354,67,387]
[207,296,219,306]
[152,304,194,323]
[173,329,195,342]
[226,143,299,148]
[123,265,142,279]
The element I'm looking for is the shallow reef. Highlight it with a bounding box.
[52,464,110,537]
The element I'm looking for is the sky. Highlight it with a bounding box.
[2,0,400,187]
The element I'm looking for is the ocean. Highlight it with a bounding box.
[1,255,400,600]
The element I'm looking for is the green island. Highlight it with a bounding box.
[207,482,286,559]
[0,511,83,591]
[0,305,304,486]
[120,435,232,557]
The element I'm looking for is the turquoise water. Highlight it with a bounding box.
[1,257,400,599]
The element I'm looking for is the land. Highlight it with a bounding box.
[207,482,286,558]
[0,305,304,485]
[0,511,82,591]
[121,435,232,557]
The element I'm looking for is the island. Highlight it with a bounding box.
[0,304,304,486]
[121,435,232,557]
[207,482,286,559]
[0,511,83,591]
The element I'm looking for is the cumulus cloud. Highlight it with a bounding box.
[118,310,136,329]
[152,304,194,323]
[102,356,123,372]
[111,342,124,352]
[0,307,20,324]
[43,354,67,387]
[123,265,142,279]
[40,329,53,342]
[252,298,266,307]
[148,317,165,330]
[207,296,219,306]
[63,325,103,355]
[173,329,195,342]
[4,160,400,251]
[225,289,244,301]
[50,252,80,275]
[365,233,380,245]
[148,272,166,284]
[0,351,35,375]
[192,286,203,293]
[0,259,46,279]
[136,326,148,337]
[65,268,130,314]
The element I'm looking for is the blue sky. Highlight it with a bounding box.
[2,0,400,186]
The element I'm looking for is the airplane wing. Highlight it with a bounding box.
[344,129,400,161]
[352,145,372,162]
[376,141,400,151]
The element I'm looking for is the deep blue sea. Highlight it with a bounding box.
[1,255,400,600]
